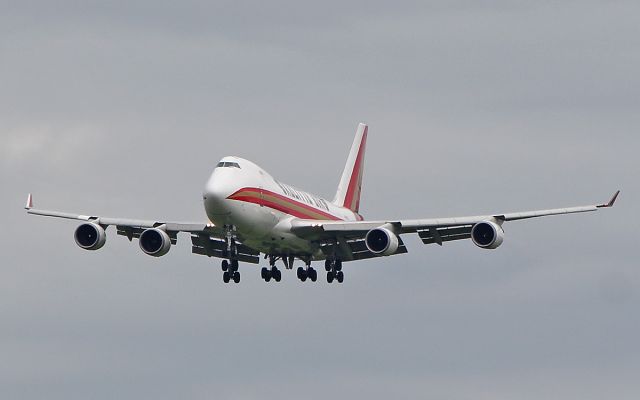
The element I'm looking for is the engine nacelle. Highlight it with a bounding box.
[139,228,172,257]
[471,221,504,249]
[365,227,400,256]
[74,223,106,250]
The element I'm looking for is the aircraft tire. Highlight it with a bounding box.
[327,271,334,283]
[309,268,317,282]
[233,271,240,283]
[272,268,281,282]
[223,271,230,283]
[222,260,228,272]
[336,271,344,283]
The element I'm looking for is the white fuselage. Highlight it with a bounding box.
[203,156,361,259]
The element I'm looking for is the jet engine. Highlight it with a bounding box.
[471,221,504,249]
[74,223,106,250]
[139,228,171,257]
[365,227,399,256]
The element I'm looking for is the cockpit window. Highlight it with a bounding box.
[216,161,241,168]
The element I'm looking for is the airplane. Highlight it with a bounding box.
[25,123,620,284]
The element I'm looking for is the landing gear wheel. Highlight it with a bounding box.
[222,260,228,272]
[223,271,230,283]
[261,267,269,280]
[297,267,307,282]
[233,271,240,283]
[308,268,317,282]
[272,268,281,282]
[231,259,239,271]
[324,260,332,272]
[327,271,334,283]
[336,271,344,283]
[335,260,342,271]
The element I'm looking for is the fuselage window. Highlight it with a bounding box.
[275,181,330,211]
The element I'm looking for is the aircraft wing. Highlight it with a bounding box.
[25,194,218,233]
[24,194,260,264]
[27,207,216,234]
[291,191,619,261]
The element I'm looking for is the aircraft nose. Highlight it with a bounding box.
[204,173,234,213]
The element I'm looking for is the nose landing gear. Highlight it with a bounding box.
[222,270,240,283]
[222,258,240,283]
[221,228,241,284]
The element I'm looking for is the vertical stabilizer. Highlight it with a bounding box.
[334,123,368,213]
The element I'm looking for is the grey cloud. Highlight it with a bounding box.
[1,1,638,399]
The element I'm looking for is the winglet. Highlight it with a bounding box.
[25,193,33,210]
[597,190,620,208]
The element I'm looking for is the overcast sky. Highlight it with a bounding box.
[1,1,638,399]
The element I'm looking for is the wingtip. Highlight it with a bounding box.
[25,193,33,210]
[598,190,620,208]
[609,190,621,207]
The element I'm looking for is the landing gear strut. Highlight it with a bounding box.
[325,259,343,283]
[221,226,240,284]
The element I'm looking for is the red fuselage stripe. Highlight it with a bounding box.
[228,187,343,221]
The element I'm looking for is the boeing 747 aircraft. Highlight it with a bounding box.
[26,123,619,284]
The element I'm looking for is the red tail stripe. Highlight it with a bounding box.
[343,126,367,212]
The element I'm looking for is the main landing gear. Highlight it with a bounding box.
[261,255,282,282]
[297,259,317,282]
[325,259,344,284]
